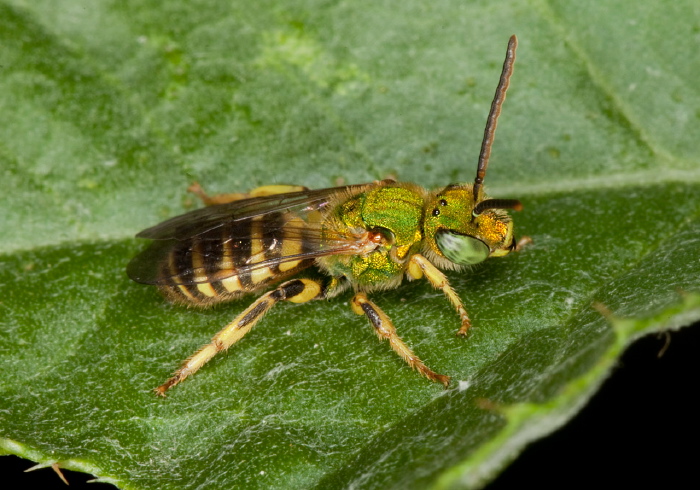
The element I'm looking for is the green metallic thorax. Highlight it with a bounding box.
[321,183,427,290]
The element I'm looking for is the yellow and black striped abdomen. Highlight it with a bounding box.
[137,212,317,306]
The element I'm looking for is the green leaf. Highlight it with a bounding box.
[1,1,699,489]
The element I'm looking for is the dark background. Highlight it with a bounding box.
[3,323,698,489]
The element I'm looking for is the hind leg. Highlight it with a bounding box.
[188,182,309,206]
[156,278,323,396]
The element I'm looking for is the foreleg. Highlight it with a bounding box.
[408,254,472,336]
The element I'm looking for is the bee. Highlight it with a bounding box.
[128,36,523,396]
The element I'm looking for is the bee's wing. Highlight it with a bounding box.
[127,183,377,285]
[136,183,372,241]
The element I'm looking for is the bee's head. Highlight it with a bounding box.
[422,35,522,269]
[423,185,520,269]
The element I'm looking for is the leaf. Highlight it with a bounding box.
[1,1,699,489]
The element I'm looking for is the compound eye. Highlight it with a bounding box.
[436,231,490,265]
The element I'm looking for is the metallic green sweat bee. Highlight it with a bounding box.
[128,36,523,396]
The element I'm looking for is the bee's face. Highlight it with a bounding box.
[423,185,516,267]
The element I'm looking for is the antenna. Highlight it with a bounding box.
[472,35,518,203]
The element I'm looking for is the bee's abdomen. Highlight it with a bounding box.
[158,213,314,305]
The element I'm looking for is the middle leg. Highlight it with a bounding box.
[351,292,450,387]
